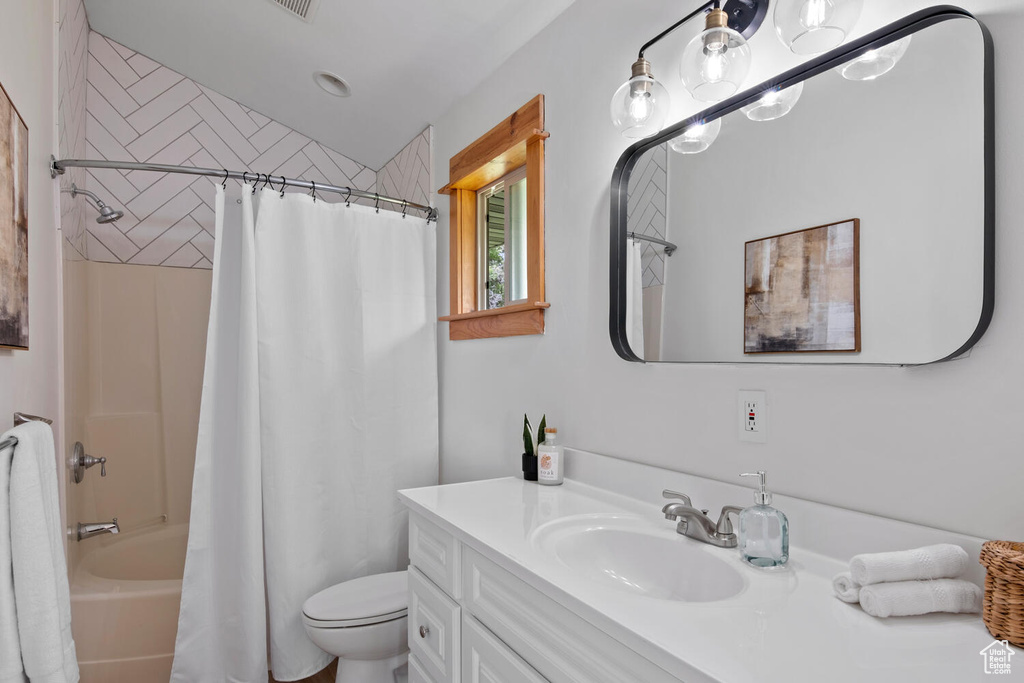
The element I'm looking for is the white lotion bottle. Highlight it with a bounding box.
[537,428,563,485]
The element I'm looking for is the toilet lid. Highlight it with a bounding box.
[302,570,408,625]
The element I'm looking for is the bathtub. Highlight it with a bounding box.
[71,524,187,683]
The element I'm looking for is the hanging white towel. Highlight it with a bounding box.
[625,239,646,357]
[850,544,969,586]
[859,579,983,618]
[0,422,79,683]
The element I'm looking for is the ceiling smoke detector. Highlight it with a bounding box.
[269,0,321,22]
[314,71,352,97]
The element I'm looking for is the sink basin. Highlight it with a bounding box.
[531,514,745,602]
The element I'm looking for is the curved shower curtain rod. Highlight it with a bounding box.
[50,156,438,222]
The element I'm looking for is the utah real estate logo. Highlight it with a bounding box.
[980,640,1015,675]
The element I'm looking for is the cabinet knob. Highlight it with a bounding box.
[419,625,429,639]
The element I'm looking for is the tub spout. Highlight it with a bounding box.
[76,518,119,541]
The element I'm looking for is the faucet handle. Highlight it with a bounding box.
[716,505,745,536]
[662,489,692,507]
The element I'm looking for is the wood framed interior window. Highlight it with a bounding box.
[438,94,549,340]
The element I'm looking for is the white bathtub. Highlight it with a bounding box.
[71,524,187,683]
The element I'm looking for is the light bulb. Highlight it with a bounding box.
[835,35,912,81]
[774,0,862,55]
[741,81,804,121]
[610,59,670,139]
[680,8,751,103]
[669,118,722,154]
[799,0,835,30]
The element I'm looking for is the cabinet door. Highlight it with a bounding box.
[462,615,548,683]
[409,566,461,683]
[410,654,439,683]
[410,513,462,597]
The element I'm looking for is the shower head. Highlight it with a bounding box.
[96,204,124,224]
[65,184,124,224]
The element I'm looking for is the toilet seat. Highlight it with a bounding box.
[302,570,408,629]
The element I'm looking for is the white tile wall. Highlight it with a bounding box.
[626,143,668,288]
[82,32,431,269]
[58,0,89,258]
[377,126,433,211]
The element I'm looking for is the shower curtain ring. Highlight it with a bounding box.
[402,201,408,219]
[221,169,228,189]
[279,176,286,198]
[344,188,351,207]
[374,193,380,213]
[310,181,317,203]
[260,174,270,192]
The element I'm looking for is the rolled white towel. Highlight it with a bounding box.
[832,572,862,603]
[850,544,969,586]
[859,579,983,618]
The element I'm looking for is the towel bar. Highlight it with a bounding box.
[0,412,54,451]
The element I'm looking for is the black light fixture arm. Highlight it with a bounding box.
[637,0,769,59]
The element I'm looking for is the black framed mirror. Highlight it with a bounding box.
[610,6,993,365]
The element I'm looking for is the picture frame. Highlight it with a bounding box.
[744,219,860,354]
[0,79,29,350]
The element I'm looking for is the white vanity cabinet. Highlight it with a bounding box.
[407,511,684,683]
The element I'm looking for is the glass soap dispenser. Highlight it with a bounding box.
[738,471,789,568]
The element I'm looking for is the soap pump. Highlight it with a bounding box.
[738,471,789,568]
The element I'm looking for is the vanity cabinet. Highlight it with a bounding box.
[407,511,684,683]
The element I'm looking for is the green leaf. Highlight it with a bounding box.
[537,414,547,448]
[522,414,534,457]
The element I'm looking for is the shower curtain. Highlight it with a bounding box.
[625,238,645,357]
[171,184,439,682]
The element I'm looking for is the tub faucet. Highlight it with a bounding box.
[76,518,119,541]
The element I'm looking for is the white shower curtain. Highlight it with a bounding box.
[625,239,645,357]
[171,185,439,682]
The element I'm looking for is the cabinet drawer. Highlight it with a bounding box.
[410,566,461,683]
[462,614,548,683]
[462,548,681,683]
[410,513,462,597]
[410,654,439,683]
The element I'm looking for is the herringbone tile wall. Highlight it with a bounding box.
[626,143,668,288]
[58,0,89,259]
[82,31,432,269]
[377,126,432,211]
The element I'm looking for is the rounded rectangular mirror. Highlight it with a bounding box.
[610,7,993,365]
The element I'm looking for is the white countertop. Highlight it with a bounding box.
[399,469,999,683]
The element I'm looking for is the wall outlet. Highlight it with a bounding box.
[739,390,767,443]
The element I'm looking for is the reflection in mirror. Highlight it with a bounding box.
[618,13,991,365]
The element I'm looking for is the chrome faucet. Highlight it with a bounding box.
[661,490,742,548]
[76,518,119,541]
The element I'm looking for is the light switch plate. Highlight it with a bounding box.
[739,390,767,443]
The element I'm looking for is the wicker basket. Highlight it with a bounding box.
[980,540,1024,647]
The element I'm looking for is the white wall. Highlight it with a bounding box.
[0,2,62,471]
[433,0,1024,542]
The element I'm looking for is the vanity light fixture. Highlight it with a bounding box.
[835,35,912,80]
[669,118,722,154]
[741,81,805,121]
[774,0,863,55]
[679,3,754,103]
[610,0,769,138]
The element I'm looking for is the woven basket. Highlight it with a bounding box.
[980,540,1024,647]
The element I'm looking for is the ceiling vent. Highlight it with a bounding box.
[269,0,321,22]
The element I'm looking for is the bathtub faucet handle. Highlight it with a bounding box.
[70,442,107,483]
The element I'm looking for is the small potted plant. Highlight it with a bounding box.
[521,413,546,481]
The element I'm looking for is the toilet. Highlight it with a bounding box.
[302,570,409,683]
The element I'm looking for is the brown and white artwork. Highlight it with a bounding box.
[744,219,860,354]
[0,81,28,349]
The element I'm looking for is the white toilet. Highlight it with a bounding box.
[302,570,409,683]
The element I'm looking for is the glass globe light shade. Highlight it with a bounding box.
[679,16,752,103]
[774,0,863,55]
[610,74,671,139]
[835,36,912,81]
[741,82,805,121]
[668,118,722,155]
